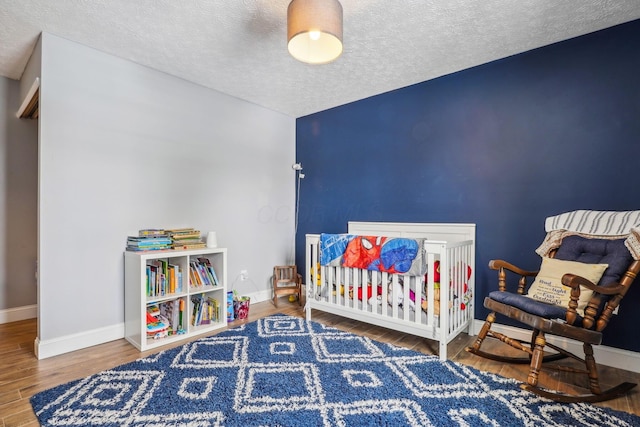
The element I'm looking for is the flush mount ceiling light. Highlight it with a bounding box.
[287,0,343,64]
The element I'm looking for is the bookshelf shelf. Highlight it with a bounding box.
[124,247,227,351]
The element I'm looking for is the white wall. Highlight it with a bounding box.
[0,75,38,319]
[36,33,296,358]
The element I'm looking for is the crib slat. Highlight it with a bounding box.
[381,272,388,315]
[425,250,436,332]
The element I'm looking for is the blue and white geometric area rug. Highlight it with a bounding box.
[31,315,640,427]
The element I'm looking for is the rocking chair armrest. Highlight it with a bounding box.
[488,260,538,276]
[489,260,538,294]
[561,273,625,328]
[561,274,624,295]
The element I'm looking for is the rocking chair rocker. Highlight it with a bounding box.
[466,210,640,403]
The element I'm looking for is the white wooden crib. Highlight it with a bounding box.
[305,221,476,360]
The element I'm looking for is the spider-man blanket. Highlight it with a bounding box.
[320,234,427,276]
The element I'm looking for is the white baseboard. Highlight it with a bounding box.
[245,289,273,304]
[35,323,125,360]
[29,291,273,360]
[472,319,640,374]
[0,304,37,323]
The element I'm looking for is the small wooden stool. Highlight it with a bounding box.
[272,265,302,307]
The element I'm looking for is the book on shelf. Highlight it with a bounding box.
[128,235,172,242]
[191,295,203,326]
[126,235,172,252]
[126,230,173,252]
[190,261,204,287]
[189,258,221,287]
[146,262,182,297]
[139,229,168,237]
[126,228,216,251]
[167,263,181,293]
[167,228,201,239]
[171,233,202,240]
[147,264,157,296]
[171,238,202,245]
[155,259,168,277]
[166,228,197,234]
[127,244,172,251]
[167,228,204,249]
[208,297,220,323]
[191,295,220,326]
[197,257,220,286]
[128,240,172,247]
[127,244,172,250]
[158,299,183,335]
[196,263,210,286]
[174,242,207,250]
[151,261,165,296]
[127,246,172,252]
[146,265,151,295]
[188,264,198,288]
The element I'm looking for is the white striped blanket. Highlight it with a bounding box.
[536,210,640,260]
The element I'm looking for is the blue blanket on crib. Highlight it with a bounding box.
[320,233,427,276]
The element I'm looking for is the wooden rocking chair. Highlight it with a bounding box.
[466,210,640,403]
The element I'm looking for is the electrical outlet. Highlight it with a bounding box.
[240,270,248,281]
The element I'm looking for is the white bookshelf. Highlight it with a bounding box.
[124,247,227,351]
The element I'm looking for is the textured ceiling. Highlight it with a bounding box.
[1,1,640,118]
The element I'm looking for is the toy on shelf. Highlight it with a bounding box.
[146,312,169,339]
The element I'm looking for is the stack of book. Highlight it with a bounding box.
[126,229,172,251]
[146,260,183,297]
[189,257,220,288]
[168,228,206,250]
[191,294,220,326]
[159,299,186,335]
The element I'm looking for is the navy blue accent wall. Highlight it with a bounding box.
[295,19,640,352]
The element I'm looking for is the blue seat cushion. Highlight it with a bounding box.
[489,290,582,322]
[488,236,631,326]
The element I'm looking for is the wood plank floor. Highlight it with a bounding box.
[2,300,639,426]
